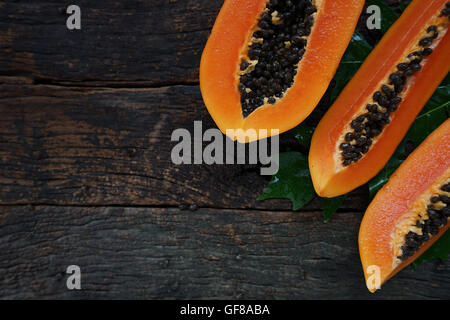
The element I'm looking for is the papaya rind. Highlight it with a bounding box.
[309,0,450,197]
[359,119,450,292]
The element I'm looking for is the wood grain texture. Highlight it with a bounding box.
[0,79,368,210]
[0,0,220,86]
[0,206,449,300]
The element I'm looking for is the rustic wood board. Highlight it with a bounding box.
[1,206,449,299]
[0,0,448,299]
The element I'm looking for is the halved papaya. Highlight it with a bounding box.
[309,0,450,197]
[200,0,364,142]
[359,119,450,292]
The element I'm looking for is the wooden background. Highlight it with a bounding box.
[0,0,449,299]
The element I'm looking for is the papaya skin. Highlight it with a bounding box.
[309,0,450,197]
[200,0,365,143]
[359,119,450,293]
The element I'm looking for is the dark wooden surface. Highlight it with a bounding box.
[0,0,449,299]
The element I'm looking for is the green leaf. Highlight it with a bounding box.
[260,127,348,219]
[257,152,316,210]
[290,125,315,149]
[368,150,403,199]
[368,78,450,198]
[331,32,373,102]
[321,195,347,223]
[367,0,399,34]
[412,231,450,269]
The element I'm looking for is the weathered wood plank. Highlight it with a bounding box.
[0,0,221,86]
[0,0,407,87]
[0,205,448,299]
[0,80,368,210]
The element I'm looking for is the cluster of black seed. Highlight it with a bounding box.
[442,2,450,17]
[399,182,450,261]
[239,0,316,117]
[339,25,440,166]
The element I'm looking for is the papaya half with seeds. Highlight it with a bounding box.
[200,0,364,143]
[309,0,450,197]
[359,119,450,293]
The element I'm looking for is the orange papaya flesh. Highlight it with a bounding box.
[359,119,450,293]
[309,0,450,197]
[200,0,364,143]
